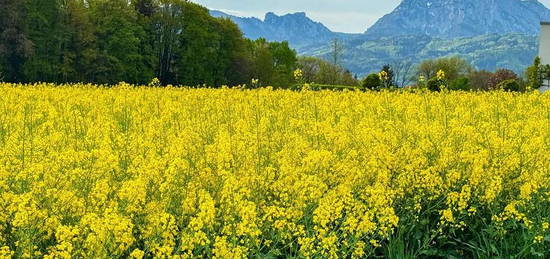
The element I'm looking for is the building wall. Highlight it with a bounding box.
[541,23,550,65]
[541,23,550,92]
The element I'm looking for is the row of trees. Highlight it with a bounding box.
[526,57,550,89]
[2,0,546,92]
[297,57,359,86]
[0,0,298,87]
[361,56,550,92]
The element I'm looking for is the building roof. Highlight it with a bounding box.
[542,21,550,25]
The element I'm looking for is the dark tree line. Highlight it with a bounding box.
[0,0,298,87]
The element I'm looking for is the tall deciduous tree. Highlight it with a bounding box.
[133,0,159,83]
[269,41,297,87]
[380,64,395,87]
[154,0,186,85]
[0,0,298,87]
[88,0,152,84]
[22,0,54,81]
[0,0,32,82]
[217,18,250,86]
[177,3,223,86]
[59,0,98,83]
[297,56,357,86]
[525,57,542,89]
[250,38,274,86]
[417,57,473,82]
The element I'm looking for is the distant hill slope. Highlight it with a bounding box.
[300,34,537,76]
[366,0,550,38]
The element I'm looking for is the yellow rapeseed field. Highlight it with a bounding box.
[0,83,549,258]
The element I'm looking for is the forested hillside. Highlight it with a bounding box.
[0,0,298,87]
[300,33,538,76]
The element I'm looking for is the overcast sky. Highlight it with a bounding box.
[192,0,550,33]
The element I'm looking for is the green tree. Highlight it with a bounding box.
[177,2,222,86]
[427,77,443,91]
[22,0,65,82]
[22,0,96,83]
[0,0,296,87]
[176,5,251,86]
[250,39,274,87]
[487,69,517,90]
[341,69,359,86]
[247,39,297,87]
[362,73,381,90]
[154,0,186,85]
[449,77,471,91]
[132,0,159,82]
[218,18,251,86]
[543,65,550,87]
[0,0,32,82]
[58,0,98,83]
[315,61,343,85]
[497,79,521,92]
[133,0,157,17]
[525,57,542,89]
[426,70,448,91]
[297,56,321,83]
[298,56,336,85]
[88,0,153,84]
[380,64,395,88]
[417,57,473,82]
[297,56,357,86]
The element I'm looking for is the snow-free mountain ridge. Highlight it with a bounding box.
[210,11,336,48]
[209,0,550,75]
[366,0,550,38]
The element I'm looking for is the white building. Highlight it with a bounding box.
[541,22,550,64]
[540,22,550,92]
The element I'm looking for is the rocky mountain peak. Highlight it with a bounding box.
[365,0,550,38]
[210,10,334,47]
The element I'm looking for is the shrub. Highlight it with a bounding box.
[449,77,470,91]
[427,77,446,92]
[362,73,381,90]
[488,69,518,90]
[496,79,521,92]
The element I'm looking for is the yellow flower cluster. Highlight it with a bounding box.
[436,69,446,80]
[293,69,303,81]
[378,70,389,81]
[0,83,548,257]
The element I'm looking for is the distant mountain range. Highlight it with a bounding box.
[209,11,350,48]
[210,0,550,76]
[367,0,550,38]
